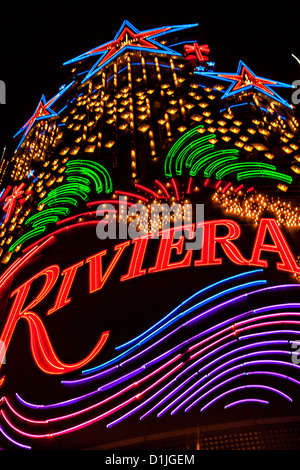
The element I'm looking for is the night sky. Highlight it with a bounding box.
[0,1,299,154]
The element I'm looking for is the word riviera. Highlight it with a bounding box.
[0,217,300,382]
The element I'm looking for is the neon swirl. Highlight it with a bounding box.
[0,269,300,449]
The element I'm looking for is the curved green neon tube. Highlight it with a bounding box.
[9,227,47,252]
[66,167,103,194]
[185,143,215,169]
[204,156,239,178]
[164,125,204,177]
[216,162,277,180]
[66,160,113,193]
[26,208,70,225]
[190,149,240,176]
[236,170,293,184]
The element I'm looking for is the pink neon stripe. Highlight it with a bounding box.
[135,183,165,200]
[171,178,179,201]
[154,179,171,199]
[115,190,149,202]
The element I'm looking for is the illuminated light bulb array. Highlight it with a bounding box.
[213,185,300,228]
[0,33,299,267]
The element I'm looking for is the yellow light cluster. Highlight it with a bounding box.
[213,186,300,227]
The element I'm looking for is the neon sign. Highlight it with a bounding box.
[0,217,299,385]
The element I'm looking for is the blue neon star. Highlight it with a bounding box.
[14,82,74,150]
[195,60,293,108]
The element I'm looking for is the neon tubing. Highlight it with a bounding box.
[0,425,31,449]
[82,285,299,377]
[200,384,293,412]
[10,318,300,432]
[224,398,269,409]
[115,269,264,351]
[236,170,292,184]
[215,162,276,180]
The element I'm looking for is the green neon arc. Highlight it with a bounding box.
[164,126,293,188]
[175,137,215,175]
[25,208,70,226]
[66,160,113,193]
[204,156,239,178]
[164,124,205,177]
[10,159,113,252]
[215,162,277,180]
[190,149,240,176]
[236,170,293,184]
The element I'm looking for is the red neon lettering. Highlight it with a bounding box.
[121,237,148,282]
[148,227,193,273]
[250,218,300,274]
[47,260,84,315]
[195,219,249,266]
[0,264,109,376]
[86,241,130,293]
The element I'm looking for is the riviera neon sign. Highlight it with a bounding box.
[0,217,299,384]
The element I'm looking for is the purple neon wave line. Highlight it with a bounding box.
[15,316,300,426]
[5,360,185,428]
[240,329,300,341]
[197,340,290,376]
[63,315,297,410]
[185,284,300,327]
[74,305,300,389]
[247,370,300,387]
[183,353,294,413]
[106,362,185,428]
[10,354,183,431]
[16,313,300,412]
[139,372,199,420]
[118,279,268,351]
[9,359,300,429]
[0,425,31,450]
[158,342,293,419]
[81,278,269,377]
[153,340,293,418]
[6,334,300,438]
[8,337,245,425]
[1,358,184,440]
[169,347,292,415]
[224,398,269,409]
[200,384,293,412]
[64,289,300,386]
[14,312,300,412]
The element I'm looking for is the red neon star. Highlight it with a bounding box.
[219,63,278,96]
[197,60,293,107]
[14,95,58,150]
[64,20,198,82]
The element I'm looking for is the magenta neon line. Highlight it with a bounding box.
[106,361,183,428]
[12,354,183,429]
[16,316,300,416]
[13,314,300,417]
[16,316,300,415]
[1,356,184,438]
